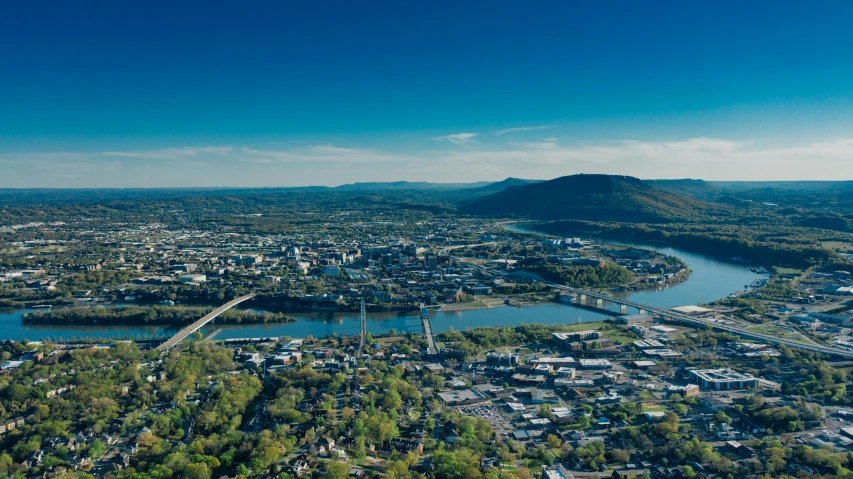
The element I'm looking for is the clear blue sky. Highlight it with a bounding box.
[2,1,853,186]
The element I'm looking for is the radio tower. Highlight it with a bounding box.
[359,297,367,353]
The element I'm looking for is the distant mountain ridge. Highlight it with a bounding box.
[0,178,529,206]
[458,174,729,223]
[466,177,542,194]
[332,180,493,191]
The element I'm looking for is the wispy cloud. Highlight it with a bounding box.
[100,146,236,161]
[432,132,478,145]
[495,125,553,136]
[2,137,852,187]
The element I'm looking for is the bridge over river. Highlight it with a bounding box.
[451,256,853,359]
[157,294,255,352]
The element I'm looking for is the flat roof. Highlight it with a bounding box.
[671,305,713,313]
[532,357,576,363]
[632,360,657,367]
[579,359,612,366]
[438,389,485,403]
[690,368,756,382]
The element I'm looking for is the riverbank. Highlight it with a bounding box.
[438,300,493,312]
[527,219,846,268]
[0,242,760,342]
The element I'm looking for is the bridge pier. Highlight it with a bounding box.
[579,294,586,305]
[596,298,603,308]
[620,304,627,314]
[639,309,646,315]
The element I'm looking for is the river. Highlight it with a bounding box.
[0,224,762,342]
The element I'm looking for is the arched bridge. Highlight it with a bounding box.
[157,294,255,352]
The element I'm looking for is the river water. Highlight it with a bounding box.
[0,224,762,342]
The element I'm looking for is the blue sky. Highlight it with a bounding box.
[2,1,853,186]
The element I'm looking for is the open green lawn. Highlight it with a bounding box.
[747,324,802,341]
[557,320,609,332]
[637,390,657,401]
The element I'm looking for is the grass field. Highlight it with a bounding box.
[637,390,657,401]
[774,267,804,276]
[822,241,853,252]
[552,321,638,345]
[747,324,803,341]
[439,301,491,312]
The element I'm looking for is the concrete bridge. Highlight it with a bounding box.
[452,256,853,359]
[157,294,255,352]
[420,303,438,354]
[544,282,853,358]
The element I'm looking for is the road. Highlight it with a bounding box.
[438,242,498,256]
[452,256,853,359]
[157,294,255,351]
[421,303,438,354]
[544,282,853,358]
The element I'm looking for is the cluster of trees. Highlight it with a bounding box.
[0,340,290,478]
[492,282,551,295]
[538,219,849,268]
[23,305,294,326]
[781,360,848,403]
[438,323,556,354]
[524,262,635,288]
[438,323,632,355]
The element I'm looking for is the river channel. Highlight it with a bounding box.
[0,224,762,342]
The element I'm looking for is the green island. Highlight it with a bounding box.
[21,306,296,326]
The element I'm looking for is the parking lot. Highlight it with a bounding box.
[455,402,515,437]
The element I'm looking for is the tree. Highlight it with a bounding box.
[88,440,106,459]
[715,411,733,425]
[607,448,630,464]
[325,461,349,479]
[184,463,212,479]
[546,434,562,449]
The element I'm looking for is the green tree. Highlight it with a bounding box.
[88,440,106,459]
[325,461,349,479]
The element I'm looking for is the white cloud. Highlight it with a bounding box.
[432,132,478,145]
[1,137,852,187]
[101,146,236,160]
[495,125,553,136]
[432,137,853,180]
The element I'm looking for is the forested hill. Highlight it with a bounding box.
[457,174,732,223]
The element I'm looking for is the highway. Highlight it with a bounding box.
[157,294,255,352]
[451,256,853,359]
[544,282,853,358]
